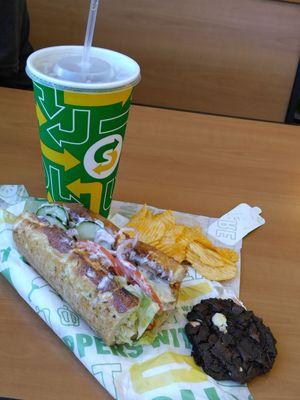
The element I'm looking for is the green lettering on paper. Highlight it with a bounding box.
[0,247,11,263]
[152,330,170,348]
[94,336,111,355]
[181,305,192,313]
[181,390,196,400]
[178,328,192,349]
[92,362,122,399]
[124,343,143,358]
[0,268,13,285]
[57,304,80,326]
[152,390,196,400]
[76,333,93,358]
[62,335,74,352]
[19,255,27,263]
[170,328,180,348]
[110,344,128,357]
[204,387,220,400]
[152,397,172,400]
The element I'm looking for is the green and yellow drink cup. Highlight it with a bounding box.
[26,46,140,217]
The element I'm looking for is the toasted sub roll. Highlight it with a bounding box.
[13,203,187,345]
[63,203,187,285]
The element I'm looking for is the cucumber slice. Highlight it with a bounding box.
[36,204,69,226]
[76,220,104,241]
[43,215,66,230]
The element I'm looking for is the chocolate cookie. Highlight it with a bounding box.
[185,298,277,383]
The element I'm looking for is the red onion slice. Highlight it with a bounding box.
[116,227,139,246]
[65,228,78,237]
[116,238,137,271]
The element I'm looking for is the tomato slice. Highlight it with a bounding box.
[147,320,157,331]
[109,248,163,309]
[76,241,163,310]
[97,244,118,266]
[124,264,162,309]
[140,277,162,307]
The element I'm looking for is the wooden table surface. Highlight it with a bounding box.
[0,87,299,400]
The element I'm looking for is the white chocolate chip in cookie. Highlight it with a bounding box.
[212,312,228,333]
[189,320,201,327]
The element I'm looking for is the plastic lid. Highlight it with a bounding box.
[26,46,141,92]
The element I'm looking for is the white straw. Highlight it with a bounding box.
[81,0,100,70]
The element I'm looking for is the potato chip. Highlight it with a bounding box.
[127,218,148,232]
[127,206,153,225]
[175,226,212,251]
[156,232,176,252]
[155,225,186,261]
[170,249,186,263]
[126,206,238,282]
[175,226,196,247]
[189,227,214,249]
[153,210,176,230]
[186,245,237,281]
[187,242,224,267]
[127,208,153,234]
[215,247,239,264]
[137,219,165,246]
[173,224,186,239]
[156,237,174,252]
[157,241,186,262]
[168,251,185,263]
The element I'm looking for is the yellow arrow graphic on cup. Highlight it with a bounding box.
[64,87,133,107]
[35,103,47,126]
[93,149,118,174]
[66,179,102,213]
[47,191,54,202]
[40,142,80,171]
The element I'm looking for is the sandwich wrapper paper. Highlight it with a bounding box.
[0,185,258,400]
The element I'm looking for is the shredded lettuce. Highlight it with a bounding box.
[138,267,175,304]
[114,275,127,287]
[115,277,159,339]
[138,294,159,338]
[125,284,159,338]
[147,278,175,304]
[116,312,138,344]
[138,315,165,344]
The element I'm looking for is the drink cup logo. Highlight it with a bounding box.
[33,83,132,216]
[84,134,123,179]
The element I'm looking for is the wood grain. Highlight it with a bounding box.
[26,0,300,122]
[281,0,300,3]
[0,87,300,399]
